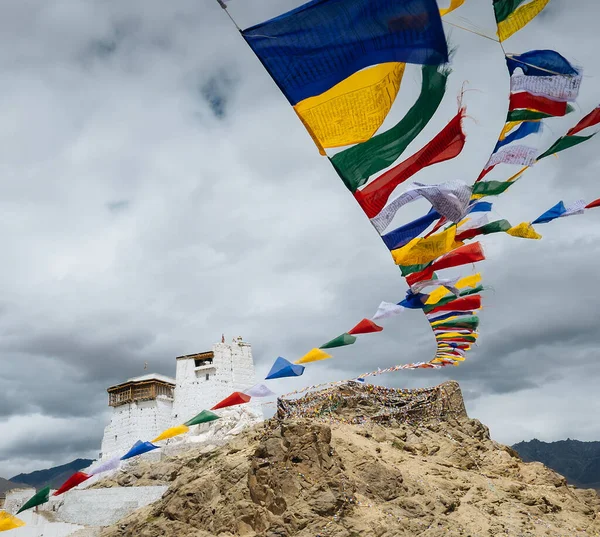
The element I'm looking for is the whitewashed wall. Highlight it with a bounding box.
[100,397,173,460]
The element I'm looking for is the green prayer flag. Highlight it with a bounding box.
[479,219,511,235]
[433,318,480,330]
[184,410,220,427]
[424,285,484,313]
[17,487,50,514]
[507,104,574,123]
[319,333,357,349]
[399,262,431,276]
[537,134,596,161]
[330,64,450,192]
[472,180,515,197]
[494,0,527,23]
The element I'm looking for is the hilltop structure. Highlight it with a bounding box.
[100,337,261,460]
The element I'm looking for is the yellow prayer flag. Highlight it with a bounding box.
[506,222,542,240]
[295,348,332,365]
[0,511,25,532]
[497,0,550,42]
[152,424,190,443]
[294,63,405,154]
[391,227,458,266]
[439,0,466,16]
[434,354,465,362]
[436,332,478,340]
[425,273,481,305]
[499,121,523,141]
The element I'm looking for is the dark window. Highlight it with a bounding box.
[195,357,214,367]
[206,373,210,381]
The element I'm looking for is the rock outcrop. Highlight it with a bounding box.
[100,382,600,537]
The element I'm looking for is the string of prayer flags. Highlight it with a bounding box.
[211,392,252,410]
[294,63,406,154]
[152,425,190,443]
[244,384,276,398]
[319,333,357,349]
[372,302,405,320]
[355,109,467,219]
[348,319,383,335]
[121,441,159,461]
[426,273,481,304]
[424,286,483,312]
[265,357,305,380]
[495,0,550,41]
[53,472,91,496]
[17,487,50,514]
[0,512,25,532]
[241,0,448,106]
[331,65,450,191]
[185,409,221,426]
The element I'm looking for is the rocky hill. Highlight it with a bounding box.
[513,439,600,491]
[98,382,600,537]
[10,458,94,491]
[0,477,22,495]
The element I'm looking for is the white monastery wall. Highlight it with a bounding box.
[100,397,173,461]
[172,340,260,423]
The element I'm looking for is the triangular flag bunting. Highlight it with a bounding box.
[0,511,25,531]
[17,486,50,514]
[120,441,159,461]
[53,472,91,496]
[243,384,276,398]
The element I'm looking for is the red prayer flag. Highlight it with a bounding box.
[406,266,435,286]
[428,295,481,314]
[53,472,91,496]
[585,198,600,209]
[432,242,485,272]
[354,109,466,218]
[568,106,600,136]
[475,164,497,183]
[211,391,251,410]
[509,92,568,116]
[348,318,384,335]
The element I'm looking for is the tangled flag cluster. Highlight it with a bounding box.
[3,0,600,531]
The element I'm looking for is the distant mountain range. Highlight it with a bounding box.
[0,477,23,495]
[9,459,94,491]
[512,439,600,490]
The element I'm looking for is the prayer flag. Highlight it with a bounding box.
[17,487,50,514]
[331,65,449,191]
[510,74,582,102]
[211,392,251,410]
[506,50,578,76]
[537,134,595,161]
[242,0,448,106]
[0,512,25,532]
[348,318,384,335]
[152,425,190,443]
[372,302,405,320]
[496,0,550,41]
[506,222,541,239]
[567,106,600,136]
[391,225,458,266]
[244,384,276,398]
[427,294,482,314]
[355,109,466,218]
[185,409,221,426]
[532,201,566,224]
[121,441,159,461]
[295,348,332,364]
[320,333,357,349]
[265,357,305,379]
[53,472,91,496]
[89,457,120,476]
[295,63,405,154]
[382,209,441,250]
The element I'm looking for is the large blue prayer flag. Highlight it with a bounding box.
[506,50,578,77]
[242,0,448,105]
[532,201,567,224]
[382,209,440,250]
[265,357,305,380]
[121,441,159,460]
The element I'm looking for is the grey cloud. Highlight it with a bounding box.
[1,0,600,478]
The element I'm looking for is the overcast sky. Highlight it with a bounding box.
[1,0,599,479]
